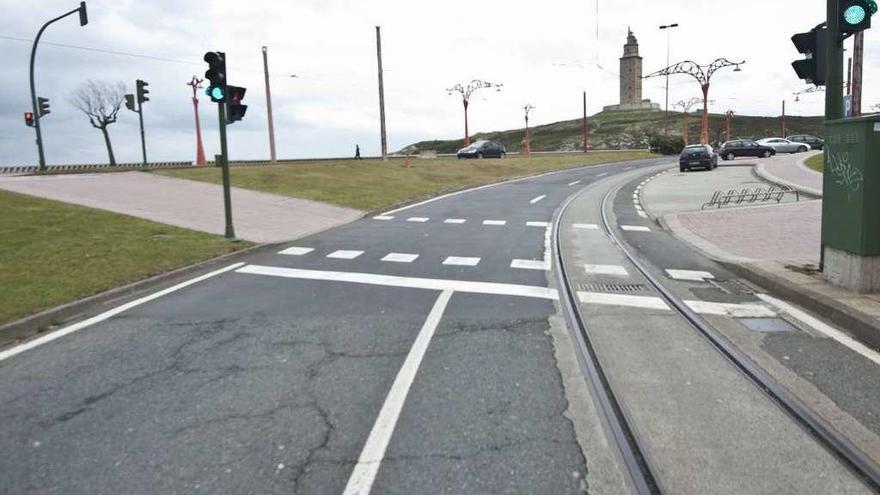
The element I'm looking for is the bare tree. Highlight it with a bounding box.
[69,80,126,166]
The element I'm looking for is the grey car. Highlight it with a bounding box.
[757,137,810,154]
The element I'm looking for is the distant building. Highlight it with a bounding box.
[603,29,660,112]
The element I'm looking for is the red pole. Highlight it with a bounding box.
[725,111,732,142]
[524,115,531,157]
[582,91,589,153]
[188,77,207,167]
[683,109,689,145]
[700,84,710,145]
[463,99,470,147]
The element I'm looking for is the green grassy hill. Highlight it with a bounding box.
[398,109,824,154]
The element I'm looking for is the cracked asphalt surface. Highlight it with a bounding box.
[0,157,670,494]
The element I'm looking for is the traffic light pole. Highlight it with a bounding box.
[217,103,236,239]
[137,100,147,167]
[821,0,845,271]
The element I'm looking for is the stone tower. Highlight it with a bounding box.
[619,28,643,106]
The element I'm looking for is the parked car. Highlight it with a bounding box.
[787,134,825,150]
[757,137,810,154]
[679,144,718,172]
[718,139,777,160]
[456,140,507,159]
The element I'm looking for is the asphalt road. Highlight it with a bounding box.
[0,156,668,495]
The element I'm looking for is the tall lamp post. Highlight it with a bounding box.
[447,80,502,146]
[673,97,703,145]
[646,58,744,144]
[522,104,535,156]
[186,76,207,166]
[725,110,735,143]
[29,2,88,171]
[659,23,679,135]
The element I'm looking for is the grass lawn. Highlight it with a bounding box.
[156,152,653,211]
[804,153,824,173]
[0,189,250,326]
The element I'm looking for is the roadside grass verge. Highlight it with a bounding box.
[156,152,653,211]
[805,153,823,173]
[0,189,250,326]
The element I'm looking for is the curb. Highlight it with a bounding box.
[753,161,822,198]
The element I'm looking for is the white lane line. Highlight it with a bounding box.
[327,250,364,260]
[756,294,880,366]
[236,265,559,300]
[684,300,775,318]
[406,217,429,223]
[638,211,649,219]
[578,292,670,310]
[573,223,599,230]
[584,264,629,276]
[343,290,454,495]
[527,221,551,228]
[634,205,643,211]
[279,247,314,256]
[443,256,481,267]
[596,172,608,177]
[482,220,507,226]
[666,269,715,282]
[373,215,395,221]
[620,225,651,232]
[444,218,466,224]
[511,259,551,271]
[381,253,419,263]
[0,263,245,363]
[530,195,547,204]
[568,180,581,186]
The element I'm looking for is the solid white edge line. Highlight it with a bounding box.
[343,289,454,495]
[756,294,880,366]
[0,262,246,363]
[236,265,558,300]
[568,180,581,186]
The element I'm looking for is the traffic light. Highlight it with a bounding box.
[840,0,874,36]
[136,79,149,104]
[791,25,827,86]
[204,51,227,103]
[24,112,34,128]
[226,86,248,124]
[37,97,51,117]
[125,94,136,111]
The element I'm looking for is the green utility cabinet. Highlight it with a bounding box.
[822,114,880,292]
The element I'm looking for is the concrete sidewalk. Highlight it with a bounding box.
[753,150,823,197]
[0,172,365,243]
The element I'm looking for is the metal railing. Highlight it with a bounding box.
[701,185,800,209]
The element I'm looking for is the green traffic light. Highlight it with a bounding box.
[844,4,868,25]
[205,86,225,101]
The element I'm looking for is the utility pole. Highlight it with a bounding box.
[582,91,589,153]
[376,27,388,161]
[852,31,864,116]
[262,46,277,163]
[29,2,88,171]
[186,76,207,166]
[781,100,786,138]
[846,56,853,95]
[659,23,679,135]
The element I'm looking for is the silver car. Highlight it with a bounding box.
[756,137,810,154]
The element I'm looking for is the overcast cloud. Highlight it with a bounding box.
[1,0,878,165]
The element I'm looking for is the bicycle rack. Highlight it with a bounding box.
[701,185,800,209]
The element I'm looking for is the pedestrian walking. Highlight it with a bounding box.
[355,145,362,160]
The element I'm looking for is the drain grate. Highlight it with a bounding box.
[578,283,647,293]
[708,279,757,295]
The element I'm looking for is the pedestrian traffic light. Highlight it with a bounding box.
[203,51,227,103]
[125,94,136,111]
[840,0,873,36]
[37,97,50,117]
[24,112,34,127]
[791,25,827,86]
[226,85,248,124]
[136,79,149,104]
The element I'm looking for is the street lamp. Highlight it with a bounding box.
[646,58,745,144]
[447,79,503,146]
[523,104,535,156]
[673,97,703,145]
[659,23,679,135]
[29,2,88,171]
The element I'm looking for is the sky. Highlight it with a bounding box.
[1,0,878,165]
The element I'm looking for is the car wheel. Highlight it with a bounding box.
[477,152,484,159]
[500,152,506,159]
[680,166,688,172]
[798,146,808,153]
[725,153,735,161]
[763,150,772,158]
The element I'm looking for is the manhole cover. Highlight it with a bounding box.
[578,283,647,293]
[739,318,798,333]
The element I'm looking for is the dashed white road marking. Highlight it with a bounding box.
[638,211,649,219]
[482,220,507,226]
[596,172,608,177]
[343,289,454,495]
[530,195,547,204]
[573,223,599,230]
[373,215,395,221]
[443,256,481,267]
[666,269,715,282]
[683,300,775,318]
[756,294,880,366]
[620,225,651,232]
[327,250,364,260]
[444,218,466,224]
[407,217,429,223]
[584,264,629,276]
[0,263,246,363]
[527,221,551,228]
[578,292,670,310]
[279,247,314,256]
[236,265,559,300]
[381,253,419,263]
[634,205,644,211]
[511,259,551,271]
[568,180,581,186]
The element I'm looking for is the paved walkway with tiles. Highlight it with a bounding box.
[0,172,364,243]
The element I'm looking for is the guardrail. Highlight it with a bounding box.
[701,185,800,210]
